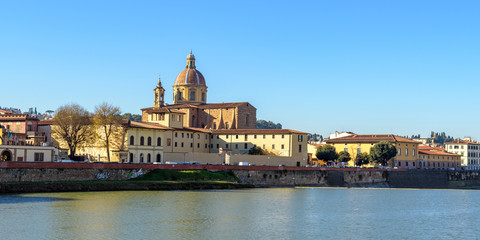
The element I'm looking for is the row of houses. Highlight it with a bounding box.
[307,133,469,170]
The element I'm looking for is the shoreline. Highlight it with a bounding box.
[0,180,254,194]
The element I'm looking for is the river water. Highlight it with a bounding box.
[0,188,478,240]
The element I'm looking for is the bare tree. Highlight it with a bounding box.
[52,103,94,160]
[94,102,124,162]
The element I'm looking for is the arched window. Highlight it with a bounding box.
[157,137,162,146]
[130,136,134,145]
[156,154,161,163]
[147,153,151,163]
[129,153,134,163]
[140,136,144,146]
[140,153,144,163]
[147,137,152,146]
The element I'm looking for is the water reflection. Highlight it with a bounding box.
[0,195,72,204]
[0,189,479,240]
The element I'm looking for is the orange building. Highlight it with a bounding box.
[418,145,461,170]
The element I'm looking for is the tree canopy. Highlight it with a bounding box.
[338,151,351,163]
[256,120,282,129]
[122,113,142,121]
[52,103,94,160]
[316,145,338,163]
[355,152,370,167]
[248,146,264,155]
[370,141,397,166]
[94,103,124,162]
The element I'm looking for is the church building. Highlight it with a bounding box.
[141,51,257,130]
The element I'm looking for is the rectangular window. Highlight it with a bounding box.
[263,134,266,139]
[175,133,178,138]
[34,153,44,162]
[235,144,238,149]
[190,143,193,148]
[405,148,408,157]
[226,144,229,149]
[205,144,208,148]
[216,144,219,149]
[299,144,302,152]
[281,144,285,149]
[167,138,171,146]
[263,144,265,149]
[282,135,284,139]
[298,135,303,142]
[244,135,248,141]
[181,142,184,147]
[244,143,248,149]
[272,135,275,139]
[236,135,239,139]
[175,142,178,147]
[398,148,401,156]
[254,135,257,139]
[217,135,219,139]
[197,143,200,148]
[357,148,361,154]
[226,135,229,139]
[272,144,275,149]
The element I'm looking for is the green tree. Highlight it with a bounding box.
[355,152,370,167]
[316,145,338,165]
[256,120,282,129]
[370,141,397,166]
[122,113,142,121]
[248,146,264,155]
[94,103,124,162]
[338,151,351,163]
[52,103,94,160]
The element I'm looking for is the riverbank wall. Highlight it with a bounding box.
[1,162,480,190]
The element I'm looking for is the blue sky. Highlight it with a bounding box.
[1,0,479,139]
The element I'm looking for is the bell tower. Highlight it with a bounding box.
[154,76,165,108]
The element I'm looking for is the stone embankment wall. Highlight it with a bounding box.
[233,169,480,189]
[2,162,480,189]
[233,169,388,187]
[0,168,150,182]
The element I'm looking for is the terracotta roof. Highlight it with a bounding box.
[445,139,480,145]
[325,134,419,144]
[0,109,13,114]
[175,68,206,86]
[124,121,173,130]
[38,120,55,126]
[141,102,255,111]
[418,149,461,157]
[142,108,185,114]
[0,114,38,121]
[418,145,446,151]
[211,129,308,135]
[197,102,254,109]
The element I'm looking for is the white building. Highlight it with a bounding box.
[445,138,480,170]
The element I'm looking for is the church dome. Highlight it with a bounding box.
[175,68,206,85]
[174,51,206,86]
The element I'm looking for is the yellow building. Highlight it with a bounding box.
[325,134,420,168]
[418,146,461,169]
[43,51,308,166]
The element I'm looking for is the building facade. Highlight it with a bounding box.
[325,134,420,168]
[418,145,461,169]
[445,139,480,170]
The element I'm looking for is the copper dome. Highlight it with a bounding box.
[174,68,206,85]
[174,51,206,86]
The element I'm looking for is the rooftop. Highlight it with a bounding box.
[325,134,419,144]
